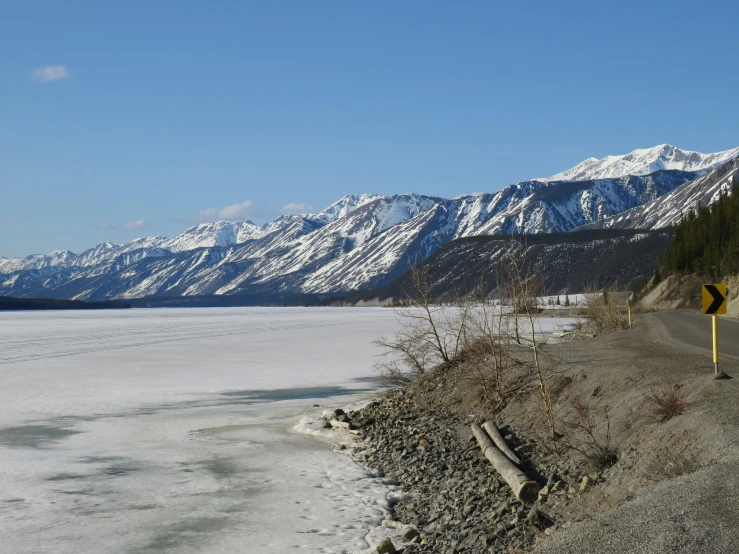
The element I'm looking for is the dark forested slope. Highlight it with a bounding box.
[0,296,131,311]
[654,184,739,282]
[347,229,672,302]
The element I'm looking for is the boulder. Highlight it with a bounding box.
[376,538,396,554]
[402,527,422,543]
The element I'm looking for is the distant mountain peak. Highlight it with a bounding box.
[316,193,386,222]
[540,144,739,182]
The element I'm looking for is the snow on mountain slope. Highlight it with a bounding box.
[157,220,264,252]
[0,173,701,300]
[298,171,692,293]
[540,144,739,182]
[0,221,264,276]
[300,201,461,293]
[0,250,76,273]
[473,171,695,235]
[113,194,439,299]
[3,144,737,301]
[214,194,441,295]
[0,195,440,300]
[315,194,386,222]
[579,156,739,231]
[349,230,674,301]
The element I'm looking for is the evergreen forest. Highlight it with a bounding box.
[656,183,739,281]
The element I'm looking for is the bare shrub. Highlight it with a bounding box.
[498,244,560,454]
[374,262,465,387]
[453,283,526,413]
[648,378,687,421]
[560,396,617,469]
[645,436,702,481]
[584,285,625,332]
[374,242,566,454]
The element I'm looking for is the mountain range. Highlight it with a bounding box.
[1,144,737,301]
[347,229,674,302]
[582,155,739,231]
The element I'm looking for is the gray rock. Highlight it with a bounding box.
[580,476,593,492]
[376,537,396,554]
[402,528,421,543]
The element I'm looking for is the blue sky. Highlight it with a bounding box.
[2,0,738,257]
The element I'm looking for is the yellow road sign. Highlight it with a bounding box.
[702,283,727,315]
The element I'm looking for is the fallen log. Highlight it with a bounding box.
[329,419,350,430]
[471,423,539,504]
[482,420,522,465]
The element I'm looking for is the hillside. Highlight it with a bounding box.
[635,176,739,316]
[347,229,671,302]
[579,156,738,232]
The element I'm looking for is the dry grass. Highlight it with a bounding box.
[645,436,702,482]
[648,379,687,422]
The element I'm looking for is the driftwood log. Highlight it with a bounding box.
[482,420,522,465]
[471,423,539,504]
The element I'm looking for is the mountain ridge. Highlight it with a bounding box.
[539,144,739,182]
[2,145,736,301]
[578,156,739,232]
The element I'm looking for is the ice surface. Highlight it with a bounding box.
[0,307,577,553]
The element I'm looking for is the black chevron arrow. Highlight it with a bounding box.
[704,284,725,314]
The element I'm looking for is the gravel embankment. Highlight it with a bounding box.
[336,311,739,553]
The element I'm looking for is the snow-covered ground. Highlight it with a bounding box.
[0,307,577,553]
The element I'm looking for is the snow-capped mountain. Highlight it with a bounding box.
[157,220,265,252]
[579,156,739,231]
[0,221,266,275]
[314,194,386,223]
[2,144,736,301]
[0,250,76,273]
[297,170,694,293]
[539,144,739,182]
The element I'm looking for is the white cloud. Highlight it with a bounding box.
[6,215,30,222]
[29,65,71,83]
[279,202,314,216]
[120,220,149,232]
[192,200,255,223]
[97,220,150,232]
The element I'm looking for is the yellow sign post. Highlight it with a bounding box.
[627,305,632,329]
[702,283,728,379]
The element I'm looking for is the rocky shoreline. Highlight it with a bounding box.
[322,391,588,554]
[309,312,739,554]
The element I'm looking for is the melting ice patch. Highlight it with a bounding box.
[0,307,577,553]
[0,308,411,553]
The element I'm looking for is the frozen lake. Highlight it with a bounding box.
[0,307,576,553]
